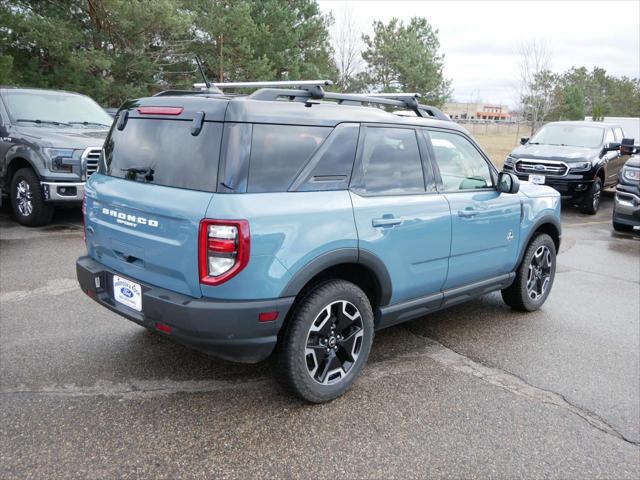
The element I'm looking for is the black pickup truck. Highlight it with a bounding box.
[503,121,633,214]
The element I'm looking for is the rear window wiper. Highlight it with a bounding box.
[121,167,152,175]
[121,167,154,181]
[69,121,111,128]
[15,118,72,127]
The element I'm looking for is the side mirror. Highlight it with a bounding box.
[498,172,520,194]
[621,138,635,155]
[604,142,621,152]
[520,137,529,145]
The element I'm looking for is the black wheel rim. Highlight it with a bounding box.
[305,300,364,385]
[527,245,552,301]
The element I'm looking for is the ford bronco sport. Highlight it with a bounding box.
[0,87,112,226]
[76,80,561,403]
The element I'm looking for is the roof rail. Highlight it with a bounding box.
[194,80,333,90]
[248,87,450,121]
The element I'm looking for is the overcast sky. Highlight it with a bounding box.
[318,0,640,107]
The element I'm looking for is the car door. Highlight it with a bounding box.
[602,128,621,185]
[350,125,451,306]
[424,128,521,289]
[612,127,630,178]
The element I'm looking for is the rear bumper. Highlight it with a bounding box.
[76,256,295,363]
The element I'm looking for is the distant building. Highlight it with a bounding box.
[444,102,511,121]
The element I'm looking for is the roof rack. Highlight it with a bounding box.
[194,80,333,90]
[155,79,449,121]
[248,87,450,121]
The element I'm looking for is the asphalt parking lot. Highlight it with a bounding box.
[1,194,638,479]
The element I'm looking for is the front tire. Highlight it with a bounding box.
[579,178,602,215]
[275,280,374,403]
[10,168,54,227]
[502,233,556,312]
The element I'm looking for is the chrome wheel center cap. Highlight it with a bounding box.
[328,336,337,348]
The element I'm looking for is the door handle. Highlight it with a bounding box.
[458,209,477,218]
[372,217,402,228]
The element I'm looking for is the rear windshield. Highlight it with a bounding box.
[101,118,222,192]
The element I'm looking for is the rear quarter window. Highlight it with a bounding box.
[247,124,331,193]
[102,118,222,192]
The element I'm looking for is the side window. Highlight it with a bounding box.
[291,123,359,192]
[613,128,624,142]
[427,130,494,191]
[247,124,330,193]
[354,127,425,195]
[604,129,615,144]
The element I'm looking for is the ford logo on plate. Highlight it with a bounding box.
[120,287,134,298]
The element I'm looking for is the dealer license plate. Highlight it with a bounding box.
[528,174,546,185]
[113,275,142,311]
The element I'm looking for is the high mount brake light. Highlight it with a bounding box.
[137,106,184,115]
[199,219,250,286]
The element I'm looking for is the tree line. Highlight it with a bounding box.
[0,0,637,118]
[0,0,450,107]
[518,40,638,133]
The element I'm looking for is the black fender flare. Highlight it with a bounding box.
[516,215,562,266]
[280,248,393,307]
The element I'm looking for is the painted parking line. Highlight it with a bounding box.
[563,220,612,227]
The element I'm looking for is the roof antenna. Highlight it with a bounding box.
[194,56,222,94]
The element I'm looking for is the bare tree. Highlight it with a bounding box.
[332,6,363,92]
[518,39,556,135]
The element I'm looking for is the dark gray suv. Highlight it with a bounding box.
[0,87,112,226]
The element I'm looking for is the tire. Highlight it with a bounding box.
[613,221,634,232]
[579,178,602,215]
[10,168,54,227]
[274,280,374,403]
[501,233,556,312]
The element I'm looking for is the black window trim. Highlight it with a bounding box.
[349,123,435,197]
[288,122,360,192]
[421,126,499,194]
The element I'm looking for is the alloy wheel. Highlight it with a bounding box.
[16,180,33,217]
[592,183,601,211]
[527,245,552,301]
[304,300,365,385]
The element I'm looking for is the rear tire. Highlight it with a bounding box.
[579,178,602,215]
[502,233,556,312]
[274,280,374,403]
[10,168,54,227]
[613,221,634,232]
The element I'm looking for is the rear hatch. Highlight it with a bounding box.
[84,97,227,297]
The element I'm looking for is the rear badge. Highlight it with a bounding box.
[101,208,159,228]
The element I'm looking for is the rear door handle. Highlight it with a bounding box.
[372,217,402,228]
[458,209,477,218]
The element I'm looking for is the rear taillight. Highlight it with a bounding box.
[199,219,250,286]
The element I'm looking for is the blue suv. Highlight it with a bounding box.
[76,81,561,402]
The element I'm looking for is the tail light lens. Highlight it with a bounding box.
[199,219,250,285]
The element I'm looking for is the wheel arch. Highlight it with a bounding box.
[517,216,561,266]
[5,156,38,186]
[280,248,393,314]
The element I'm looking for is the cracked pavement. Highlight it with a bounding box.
[1,195,639,479]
